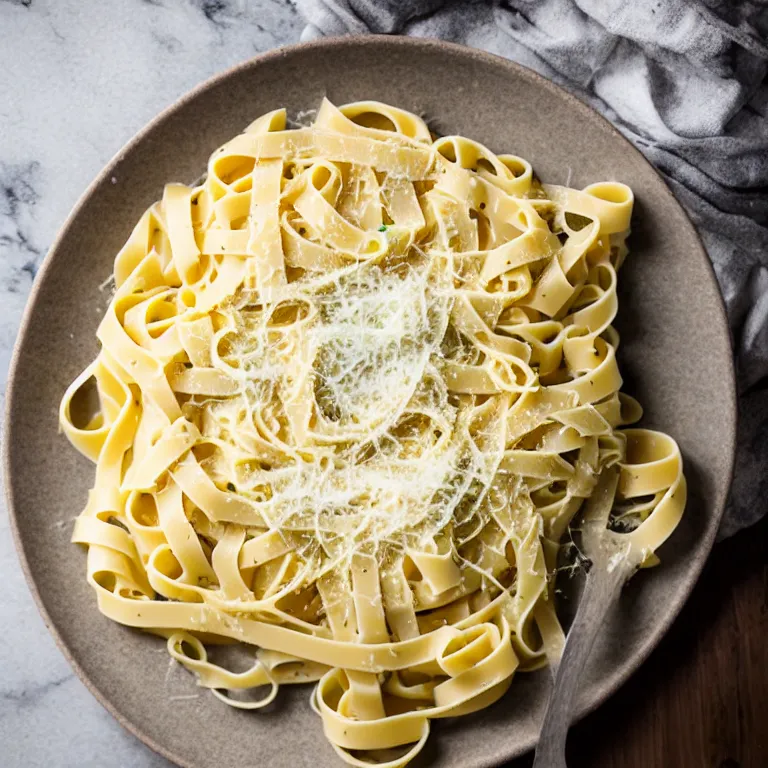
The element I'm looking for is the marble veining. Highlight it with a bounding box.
[0,1,301,765]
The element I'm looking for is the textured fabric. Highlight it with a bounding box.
[295,0,768,539]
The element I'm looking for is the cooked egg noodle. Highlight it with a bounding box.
[60,99,686,767]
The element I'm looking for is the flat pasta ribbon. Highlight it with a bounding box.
[60,99,686,767]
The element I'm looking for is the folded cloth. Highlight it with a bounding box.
[295,0,768,539]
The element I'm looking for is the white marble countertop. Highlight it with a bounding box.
[0,2,302,765]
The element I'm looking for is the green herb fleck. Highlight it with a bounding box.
[378,225,388,232]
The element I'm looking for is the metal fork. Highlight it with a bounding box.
[532,553,635,768]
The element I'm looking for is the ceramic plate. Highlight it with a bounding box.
[4,37,736,768]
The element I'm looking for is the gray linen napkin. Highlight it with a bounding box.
[295,0,768,538]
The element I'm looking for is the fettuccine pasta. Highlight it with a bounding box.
[60,99,686,766]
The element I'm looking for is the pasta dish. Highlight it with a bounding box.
[60,100,686,767]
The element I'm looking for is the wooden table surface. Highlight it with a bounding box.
[509,511,768,768]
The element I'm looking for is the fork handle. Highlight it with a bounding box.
[532,560,632,768]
